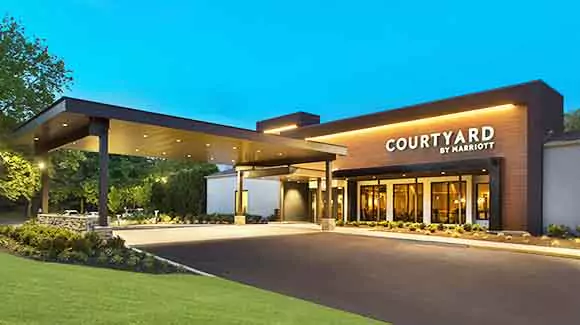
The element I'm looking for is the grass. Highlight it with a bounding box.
[0,252,386,325]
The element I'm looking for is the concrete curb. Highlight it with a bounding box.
[129,247,217,277]
[333,228,580,260]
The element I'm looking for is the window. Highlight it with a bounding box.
[234,190,248,215]
[476,183,490,220]
[309,188,344,221]
[431,181,466,224]
[360,185,386,221]
[393,183,423,222]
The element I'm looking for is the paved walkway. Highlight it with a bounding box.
[115,223,318,246]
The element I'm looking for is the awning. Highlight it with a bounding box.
[12,97,347,166]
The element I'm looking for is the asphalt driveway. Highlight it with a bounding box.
[142,233,580,325]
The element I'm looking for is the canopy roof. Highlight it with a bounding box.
[12,97,346,166]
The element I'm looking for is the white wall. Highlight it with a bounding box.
[543,142,580,229]
[206,175,280,218]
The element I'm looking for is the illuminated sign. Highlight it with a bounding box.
[385,126,495,155]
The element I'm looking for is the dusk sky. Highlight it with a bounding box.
[4,0,579,129]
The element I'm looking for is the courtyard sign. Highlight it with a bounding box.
[385,126,495,155]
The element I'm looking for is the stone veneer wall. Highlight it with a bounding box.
[37,214,98,233]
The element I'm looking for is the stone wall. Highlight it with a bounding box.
[37,214,98,233]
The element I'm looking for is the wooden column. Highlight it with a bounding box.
[98,126,109,227]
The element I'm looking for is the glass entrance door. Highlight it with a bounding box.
[360,185,386,221]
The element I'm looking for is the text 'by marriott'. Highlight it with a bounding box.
[385,126,495,155]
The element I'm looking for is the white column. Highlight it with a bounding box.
[423,180,432,224]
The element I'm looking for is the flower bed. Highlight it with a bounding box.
[336,220,580,250]
[0,222,188,274]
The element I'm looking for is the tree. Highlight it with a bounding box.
[0,16,73,131]
[564,109,580,132]
[0,151,40,216]
[107,186,125,216]
[0,15,72,211]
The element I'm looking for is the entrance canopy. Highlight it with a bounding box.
[12,97,346,166]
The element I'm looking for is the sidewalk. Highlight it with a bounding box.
[330,226,580,259]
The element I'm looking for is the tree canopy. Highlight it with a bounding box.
[564,109,580,132]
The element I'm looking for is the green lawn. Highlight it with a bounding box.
[0,252,386,325]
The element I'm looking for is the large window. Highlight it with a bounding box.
[476,183,490,220]
[309,188,344,221]
[360,185,386,221]
[431,181,466,224]
[393,183,423,222]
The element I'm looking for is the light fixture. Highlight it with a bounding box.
[72,141,77,145]
[263,124,298,134]
[233,146,237,150]
[162,152,166,155]
[176,139,182,143]
[143,134,149,138]
[482,168,487,172]
[210,156,215,160]
[205,143,211,147]
[277,152,283,156]
[402,173,406,177]
[187,154,192,158]
[62,123,68,127]
[38,162,46,170]
[33,137,39,141]
[231,159,236,163]
[135,148,140,152]
[372,176,377,179]
[441,171,446,175]
[256,149,261,153]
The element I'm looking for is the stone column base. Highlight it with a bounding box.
[321,218,336,231]
[93,226,114,239]
[234,215,246,225]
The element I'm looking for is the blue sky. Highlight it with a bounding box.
[4,0,579,129]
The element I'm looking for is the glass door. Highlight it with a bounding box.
[360,184,386,221]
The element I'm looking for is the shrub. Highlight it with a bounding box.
[126,254,141,267]
[576,225,580,236]
[436,223,445,231]
[408,224,417,232]
[462,223,472,232]
[428,224,438,233]
[368,221,377,228]
[546,224,570,238]
[403,222,412,228]
[336,220,344,227]
[105,236,126,250]
[109,254,124,265]
[96,252,108,265]
[419,223,427,230]
[69,251,89,264]
[471,224,482,232]
[455,226,465,234]
[396,221,405,228]
[352,221,360,227]
[451,232,460,238]
[378,221,389,227]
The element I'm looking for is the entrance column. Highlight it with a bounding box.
[316,177,323,224]
[235,170,246,225]
[40,154,49,214]
[97,124,109,227]
[321,160,335,231]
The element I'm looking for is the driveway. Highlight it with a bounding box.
[141,232,580,325]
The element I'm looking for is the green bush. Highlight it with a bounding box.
[547,224,570,238]
[576,225,580,236]
[336,220,344,227]
[419,223,427,230]
[462,223,472,232]
[367,221,377,227]
[436,223,445,231]
[428,224,438,233]
[396,221,405,228]
[378,221,389,227]
[471,224,482,232]
[455,225,465,234]
[408,224,417,232]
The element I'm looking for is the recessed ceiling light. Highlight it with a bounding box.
[231,159,236,163]
[176,139,182,143]
[162,152,166,155]
[34,137,39,141]
[441,171,446,175]
[205,143,211,147]
[256,149,261,153]
[187,154,192,158]
[135,149,140,152]
[143,134,148,138]
[482,168,487,172]
[210,157,215,160]
[277,152,283,156]
[372,176,377,179]
[402,173,406,177]
[62,123,68,127]
[233,146,237,150]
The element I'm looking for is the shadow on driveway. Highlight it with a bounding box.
[142,232,580,325]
